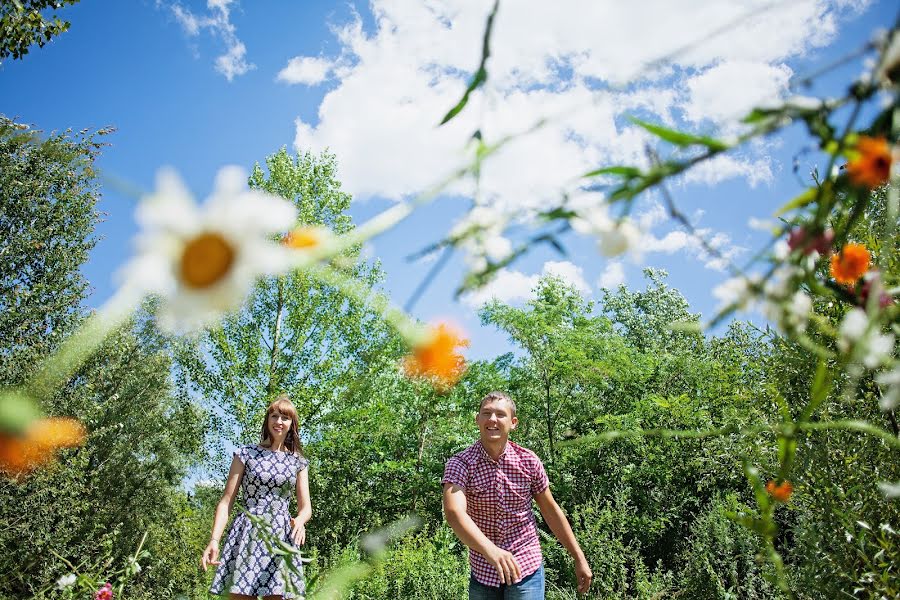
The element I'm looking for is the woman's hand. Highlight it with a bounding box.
[200,540,220,571]
[290,517,306,546]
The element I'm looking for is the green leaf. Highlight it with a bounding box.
[774,187,817,216]
[438,0,499,126]
[628,117,729,151]
[582,165,643,179]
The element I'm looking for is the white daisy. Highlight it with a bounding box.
[120,166,297,333]
[56,574,77,589]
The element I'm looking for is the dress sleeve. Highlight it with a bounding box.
[441,455,469,489]
[297,455,310,472]
[530,457,549,496]
[233,445,250,465]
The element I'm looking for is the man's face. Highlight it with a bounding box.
[476,399,518,443]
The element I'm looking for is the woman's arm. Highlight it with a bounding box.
[200,454,245,571]
[291,466,312,545]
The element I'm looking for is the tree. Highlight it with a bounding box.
[0,115,106,385]
[174,148,397,473]
[480,275,609,461]
[0,1,80,62]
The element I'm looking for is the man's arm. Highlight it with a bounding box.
[534,487,592,594]
[442,482,522,584]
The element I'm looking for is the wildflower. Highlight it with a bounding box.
[859,272,894,309]
[452,206,510,272]
[120,167,297,332]
[787,227,833,256]
[845,137,893,189]
[712,276,760,312]
[876,366,900,411]
[598,221,641,257]
[878,481,900,498]
[0,417,86,476]
[838,308,895,368]
[56,574,77,589]
[282,226,330,251]
[95,582,113,600]
[829,243,870,286]
[403,323,470,389]
[765,480,794,502]
[570,205,642,257]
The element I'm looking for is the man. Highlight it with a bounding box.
[442,391,592,599]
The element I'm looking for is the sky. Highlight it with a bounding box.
[1,0,896,362]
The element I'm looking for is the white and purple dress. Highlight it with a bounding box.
[210,445,309,598]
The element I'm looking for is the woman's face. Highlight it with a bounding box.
[267,409,292,439]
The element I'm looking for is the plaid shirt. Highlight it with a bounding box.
[442,440,549,587]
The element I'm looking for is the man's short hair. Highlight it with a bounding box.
[479,391,517,417]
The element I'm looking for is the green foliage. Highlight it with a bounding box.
[0,115,105,386]
[0,1,80,62]
[322,528,469,599]
[677,494,779,599]
[0,322,206,599]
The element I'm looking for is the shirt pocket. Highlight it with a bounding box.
[466,483,492,511]
[504,478,533,513]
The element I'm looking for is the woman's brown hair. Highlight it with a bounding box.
[259,393,303,455]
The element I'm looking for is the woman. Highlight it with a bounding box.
[201,394,311,599]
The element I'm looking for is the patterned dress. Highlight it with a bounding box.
[210,445,309,598]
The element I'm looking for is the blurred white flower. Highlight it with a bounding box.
[838,308,895,369]
[598,220,641,257]
[120,166,297,332]
[838,309,869,349]
[877,481,900,498]
[876,366,900,411]
[713,276,761,312]
[765,290,813,335]
[56,574,77,589]
[482,236,513,263]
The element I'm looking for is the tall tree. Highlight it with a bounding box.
[174,148,397,472]
[0,115,106,385]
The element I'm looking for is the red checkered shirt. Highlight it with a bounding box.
[442,440,549,587]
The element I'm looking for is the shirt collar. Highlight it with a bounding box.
[477,440,508,464]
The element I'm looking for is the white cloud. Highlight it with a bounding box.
[286,0,866,266]
[460,259,590,308]
[682,153,774,187]
[277,56,335,85]
[163,0,254,81]
[683,60,793,125]
[598,261,626,289]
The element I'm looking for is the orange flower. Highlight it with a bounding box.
[845,136,893,189]
[0,417,86,476]
[283,226,327,250]
[403,323,470,389]
[765,479,794,503]
[830,243,870,286]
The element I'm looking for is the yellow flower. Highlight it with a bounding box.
[403,323,470,389]
[845,136,893,189]
[765,479,793,503]
[283,226,329,250]
[0,417,86,477]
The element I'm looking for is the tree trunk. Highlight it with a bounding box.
[267,278,284,395]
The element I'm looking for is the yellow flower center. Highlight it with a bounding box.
[180,233,235,289]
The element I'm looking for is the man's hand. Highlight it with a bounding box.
[485,546,521,585]
[575,558,592,594]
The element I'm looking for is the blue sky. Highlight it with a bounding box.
[1,0,895,361]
